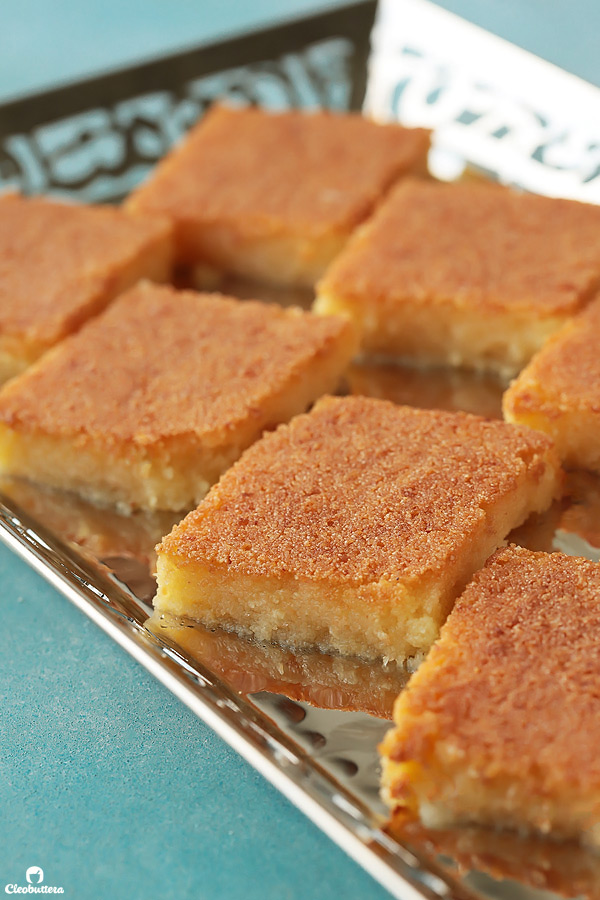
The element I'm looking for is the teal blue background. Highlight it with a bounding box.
[0,0,599,101]
[1,3,598,899]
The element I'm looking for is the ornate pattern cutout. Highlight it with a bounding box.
[0,37,354,202]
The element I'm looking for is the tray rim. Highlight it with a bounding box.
[0,0,375,133]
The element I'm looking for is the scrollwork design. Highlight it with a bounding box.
[366,40,600,202]
[0,37,354,202]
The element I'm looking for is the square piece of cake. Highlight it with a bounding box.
[125,104,430,288]
[315,180,600,375]
[0,192,172,383]
[155,396,560,663]
[504,298,600,473]
[0,283,356,511]
[380,545,600,848]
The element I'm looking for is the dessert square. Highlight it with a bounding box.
[155,396,560,663]
[0,282,356,511]
[504,298,600,473]
[125,104,430,288]
[380,545,600,848]
[315,180,600,375]
[0,192,172,383]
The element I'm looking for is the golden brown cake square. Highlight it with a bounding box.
[125,104,430,288]
[0,192,172,383]
[155,396,560,663]
[315,180,600,376]
[380,545,600,848]
[0,282,356,511]
[504,298,600,473]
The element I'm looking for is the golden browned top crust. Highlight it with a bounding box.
[0,193,171,344]
[126,105,430,235]
[320,180,600,315]
[505,297,600,413]
[0,282,351,445]
[388,545,600,790]
[159,396,557,584]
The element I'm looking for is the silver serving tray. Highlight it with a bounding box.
[1,4,600,898]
